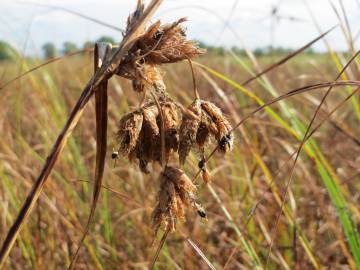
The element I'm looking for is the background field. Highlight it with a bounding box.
[1,2,360,270]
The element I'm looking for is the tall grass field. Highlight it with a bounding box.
[0,0,359,269]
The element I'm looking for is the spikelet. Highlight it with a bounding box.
[116,111,143,155]
[152,166,196,234]
[200,101,233,153]
[202,169,210,184]
[131,64,165,93]
[178,99,233,166]
[178,99,202,165]
[116,101,180,173]
[158,101,180,160]
[198,158,211,184]
[140,18,206,65]
[137,105,160,173]
[147,101,180,166]
[116,17,205,93]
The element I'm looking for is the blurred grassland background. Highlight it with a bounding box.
[0,0,360,269]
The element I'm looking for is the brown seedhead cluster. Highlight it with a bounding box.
[179,99,234,165]
[117,101,180,173]
[116,2,205,95]
[115,1,233,233]
[152,166,197,233]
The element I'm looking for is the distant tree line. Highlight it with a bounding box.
[41,36,116,59]
[0,38,319,62]
[0,41,17,61]
[41,38,317,59]
[197,41,316,57]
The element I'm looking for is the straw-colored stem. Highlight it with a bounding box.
[187,58,200,99]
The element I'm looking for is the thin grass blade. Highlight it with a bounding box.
[0,49,93,92]
[265,50,360,267]
[240,26,337,86]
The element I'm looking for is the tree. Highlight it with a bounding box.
[96,36,115,44]
[0,41,16,61]
[83,41,95,50]
[253,48,265,57]
[305,48,315,55]
[42,42,57,59]
[195,40,207,49]
[231,46,246,56]
[62,42,78,55]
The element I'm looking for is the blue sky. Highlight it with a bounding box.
[1,0,360,55]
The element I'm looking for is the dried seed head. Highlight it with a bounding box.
[116,101,181,173]
[141,18,206,65]
[152,166,196,234]
[178,99,233,165]
[161,101,180,154]
[116,111,143,155]
[200,101,233,153]
[131,64,165,93]
[136,105,160,173]
[178,99,202,165]
[151,101,181,164]
[196,123,210,150]
[116,17,205,94]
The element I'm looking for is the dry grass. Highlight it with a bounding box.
[0,1,360,269]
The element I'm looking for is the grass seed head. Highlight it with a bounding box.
[117,8,209,236]
[117,17,205,94]
[200,101,233,153]
[131,64,165,93]
[152,166,197,234]
[158,102,180,160]
[140,18,206,65]
[136,104,160,172]
[178,99,202,165]
[117,101,181,173]
[178,99,233,165]
[116,111,143,155]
